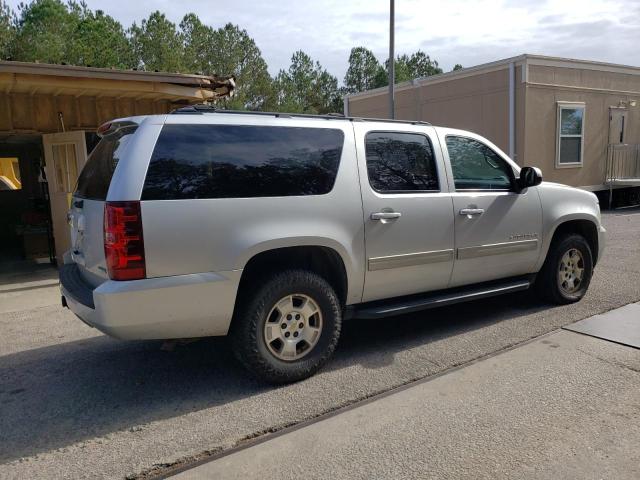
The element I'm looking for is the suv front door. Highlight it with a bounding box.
[439,131,542,287]
[355,124,455,302]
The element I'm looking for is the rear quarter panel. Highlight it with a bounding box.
[140,115,366,305]
[106,116,165,201]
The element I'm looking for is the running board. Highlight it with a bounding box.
[351,277,533,320]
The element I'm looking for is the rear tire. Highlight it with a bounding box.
[230,269,342,384]
[535,234,593,304]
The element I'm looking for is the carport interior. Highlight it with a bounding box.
[0,134,54,269]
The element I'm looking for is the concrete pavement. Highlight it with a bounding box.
[0,263,59,314]
[0,210,639,479]
[173,305,640,480]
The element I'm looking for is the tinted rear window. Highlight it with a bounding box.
[365,131,439,193]
[75,126,137,200]
[141,125,344,200]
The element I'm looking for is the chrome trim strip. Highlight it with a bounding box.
[368,249,454,271]
[457,239,538,260]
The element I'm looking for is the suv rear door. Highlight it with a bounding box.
[439,130,542,287]
[69,122,138,286]
[355,123,455,302]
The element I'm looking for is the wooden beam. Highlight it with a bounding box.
[1,94,13,132]
[0,61,227,87]
[12,73,206,101]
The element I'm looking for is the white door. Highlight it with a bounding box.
[43,131,88,265]
[355,123,455,302]
[439,132,542,287]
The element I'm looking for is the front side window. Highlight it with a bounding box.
[365,131,439,193]
[142,125,344,200]
[445,136,514,191]
[557,103,585,166]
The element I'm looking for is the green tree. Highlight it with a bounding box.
[403,51,443,78]
[375,50,444,86]
[129,11,185,72]
[453,63,463,71]
[180,13,214,74]
[274,50,340,114]
[344,46,385,94]
[12,0,78,64]
[180,17,274,110]
[0,0,15,59]
[67,4,134,68]
[212,23,274,110]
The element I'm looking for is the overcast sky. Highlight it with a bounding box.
[7,0,640,79]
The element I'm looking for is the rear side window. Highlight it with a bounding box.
[365,131,439,193]
[141,125,344,200]
[75,126,137,200]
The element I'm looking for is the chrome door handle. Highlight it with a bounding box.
[371,211,402,220]
[459,208,485,216]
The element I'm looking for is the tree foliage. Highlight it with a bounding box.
[344,47,385,94]
[346,48,443,92]
[208,23,274,110]
[3,1,452,113]
[129,11,184,72]
[400,51,443,79]
[12,0,77,63]
[274,50,341,114]
[378,50,443,86]
[68,5,134,68]
[0,0,15,59]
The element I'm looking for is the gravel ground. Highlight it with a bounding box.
[0,210,639,479]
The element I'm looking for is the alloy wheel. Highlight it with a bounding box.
[263,294,323,361]
[557,248,585,295]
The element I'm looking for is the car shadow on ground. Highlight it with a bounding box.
[0,291,551,463]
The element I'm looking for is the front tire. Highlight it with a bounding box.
[230,270,342,384]
[535,234,593,304]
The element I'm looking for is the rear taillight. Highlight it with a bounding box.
[104,201,146,281]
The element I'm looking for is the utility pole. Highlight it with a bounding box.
[388,0,395,119]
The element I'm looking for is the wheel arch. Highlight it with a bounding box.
[234,244,353,312]
[539,216,600,269]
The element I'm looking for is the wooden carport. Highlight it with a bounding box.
[0,61,234,265]
[0,60,234,134]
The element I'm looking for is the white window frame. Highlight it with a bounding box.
[556,102,585,168]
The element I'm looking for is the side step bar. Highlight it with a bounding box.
[351,276,533,320]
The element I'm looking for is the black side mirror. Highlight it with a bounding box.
[517,166,542,192]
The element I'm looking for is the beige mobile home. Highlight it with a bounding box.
[345,54,640,205]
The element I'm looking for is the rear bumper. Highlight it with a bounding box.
[60,263,241,340]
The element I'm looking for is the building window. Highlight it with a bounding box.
[556,102,585,167]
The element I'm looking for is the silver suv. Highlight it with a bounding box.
[60,106,606,383]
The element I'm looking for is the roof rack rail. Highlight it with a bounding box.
[170,104,431,126]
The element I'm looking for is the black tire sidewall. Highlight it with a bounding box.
[233,270,342,383]
[546,235,593,303]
